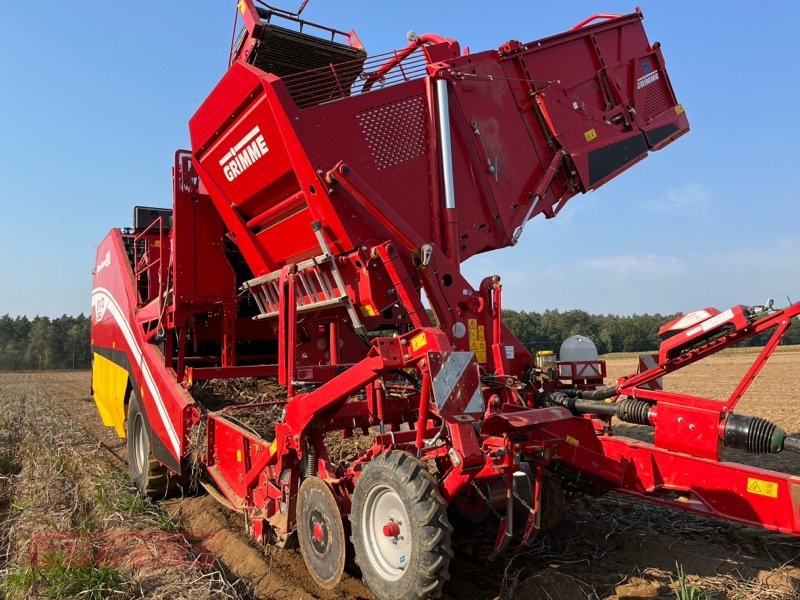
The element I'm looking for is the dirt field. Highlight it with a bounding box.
[0,349,798,599]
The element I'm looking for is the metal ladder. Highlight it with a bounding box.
[241,222,366,336]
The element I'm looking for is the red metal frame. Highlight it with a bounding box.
[90,6,800,597]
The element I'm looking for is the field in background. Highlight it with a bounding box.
[0,346,797,599]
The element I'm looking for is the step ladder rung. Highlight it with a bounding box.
[253,295,346,320]
[243,250,347,320]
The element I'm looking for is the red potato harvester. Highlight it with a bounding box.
[90,2,800,598]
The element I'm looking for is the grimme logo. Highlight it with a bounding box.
[636,70,660,90]
[220,125,269,182]
[96,250,111,274]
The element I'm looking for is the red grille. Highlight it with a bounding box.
[357,95,428,170]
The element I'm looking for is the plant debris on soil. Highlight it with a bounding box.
[0,372,248,600]
[191,377,375,461]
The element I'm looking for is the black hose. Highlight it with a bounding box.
[543,393,652,425]
[563,386,618,400]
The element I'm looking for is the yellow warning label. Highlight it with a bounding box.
[477,325,485,341]
[747,477,778,499]
[475,351,487,363]
[360,304,377,317]
[469,328,477,341]
[469,339,486,353]
[237,0,247,15]
[675,104,685,115]
[584,128,598,142]
[411,332,427,352]
[152,240,161,248]
[269,439,278,455]
[236,449,242,463]
[565,435,580,447]
[468,318,477,330]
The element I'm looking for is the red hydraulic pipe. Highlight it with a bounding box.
[329,321,339,365]
[363,33,453,93]
[376,381,386,426]
[415,373,432,451]
[287,273,297,398]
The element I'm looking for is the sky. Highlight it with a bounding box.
[1,1,798,318]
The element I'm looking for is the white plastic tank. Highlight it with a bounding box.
[559,335,601,378]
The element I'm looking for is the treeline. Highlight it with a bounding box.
[1,309,798,371]
[0,314,91,371]
[504,308,800,355]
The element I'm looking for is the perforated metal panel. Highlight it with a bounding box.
[644,79,671,120]
[357,95,428,170]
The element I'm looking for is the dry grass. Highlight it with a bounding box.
[0,374,250,599]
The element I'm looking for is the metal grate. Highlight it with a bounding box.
[644,79,672,120]
[282,49,428,109]
[249,23,366,78]
[357,95,428,170]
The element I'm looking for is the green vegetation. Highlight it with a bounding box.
[1,308,797,371]
[670,562,708,600]
[93,470,175,531]
[504,307,800,355]
[1,553,129,600]
[0,314,91,370]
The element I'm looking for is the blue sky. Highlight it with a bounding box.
[1,2,798,317]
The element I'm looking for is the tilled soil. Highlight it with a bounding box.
[0,371,243,599]
[4,357,799,599]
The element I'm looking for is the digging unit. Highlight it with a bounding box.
[91,3,800,598]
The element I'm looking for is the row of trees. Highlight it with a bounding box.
[0,309,798,371]
[504,308,800,355]
[0,314,92,371]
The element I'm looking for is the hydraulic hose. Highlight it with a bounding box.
[543,392,652,425]
[545,392,800,455]
[562,386,618,400]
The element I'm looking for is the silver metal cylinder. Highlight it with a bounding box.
[436,79,456,210]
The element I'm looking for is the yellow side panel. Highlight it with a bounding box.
[92,352,128,438]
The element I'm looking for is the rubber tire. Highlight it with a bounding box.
[539,472,566,532]
[350,451,453,600]
[127,391,171,498]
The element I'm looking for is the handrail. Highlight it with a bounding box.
[133,216,166,306]
[362,33,453,93]
[571,13,624,30]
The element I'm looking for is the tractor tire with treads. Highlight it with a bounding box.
[127,391,172,497]
[351,451,453,600]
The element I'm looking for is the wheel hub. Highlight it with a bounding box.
[133,414,147,474]
[382,520,401,539]
[362,484,412,581]
[309,510,328,553]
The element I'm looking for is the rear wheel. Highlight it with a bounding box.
[127,391,172,497]
[351,451,452,600]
